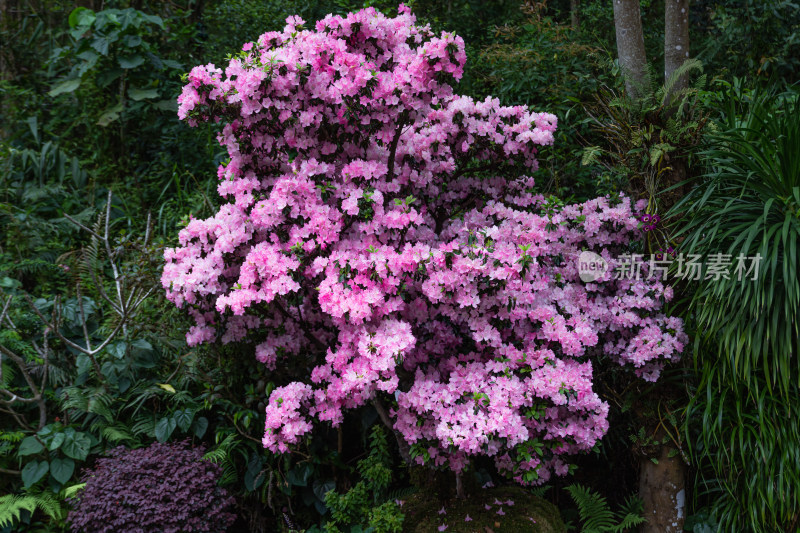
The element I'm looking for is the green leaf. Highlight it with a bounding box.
[62,432,91,461]
[121,34,142,48]
[0,276,20,289]
[154,417,177,443]
[50,458,75,484]
[25,116,38,143]
[63,483,86,499]
[48,79,81,97]
[152,99,178,112]
[130,339,153,353]
[117,376,132,393]
[90,35,112,56]
[76,354,91,376]
[191,416,209,438]
[96,68,123,89]
[287,463,313,487]
[244,454,264,491]
[140,13,165,29]
[313,479,336,502]
[18,437,44,456]
[21,461,49,488]
[127,87,159,101]
[68,7,95,28]
[118,55,145,69]
[107,342,127,359]
[49,433,65,451]
[97,103,123,127]
[173,409,194,432]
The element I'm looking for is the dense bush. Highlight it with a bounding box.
[68,441,236,533]
[163,5,685,487]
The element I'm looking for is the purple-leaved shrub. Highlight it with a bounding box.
[68,441,236,533]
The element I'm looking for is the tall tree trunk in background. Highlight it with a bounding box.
[664,0,690,97]
[639,429,686,533]
[612,0,648,99]
[0,0,14,139]
[570,0,580,30]
[0,0,7,82]
[662,0,691,204]
[639,4,692,531]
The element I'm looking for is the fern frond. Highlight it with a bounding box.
[130,414,157,437]
[203,434,238,463]
[385,486,417,501]
[0,492,64,528]
[0,495,38,528]
[565,484,616,533]
[86,392,115,422]
[61,483,87,500]
[97,423,135,444]
[611,495,646,532]
[529,484,551,499]
[219,458,239,486]
[60,386,91,412]
[658,58,704,107]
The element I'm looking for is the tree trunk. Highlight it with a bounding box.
[570,0,580,30]
[639,430,686,533]
[664,0,690,98]
[612,0,648,99]
[455,471,465,499]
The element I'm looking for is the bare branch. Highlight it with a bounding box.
[89,265,122,316]
[372,396,411,463]
[144,211,152,246]
[76,284,93,353]
[0,344,47,429]
[23,293,124,361]
[0,294,11,325]
[0,345,42,400]
[63,213,103,240]
[274,300,326,351]
[386,111,409,182]
[0,405,32,430]
[131,286,155,311]
[101,192,129,338]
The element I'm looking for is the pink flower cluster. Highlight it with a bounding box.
[163,5,685,484]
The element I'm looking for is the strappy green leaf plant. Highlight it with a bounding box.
[672,87,800,532]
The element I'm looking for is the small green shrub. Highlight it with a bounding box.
[322,426,404,533]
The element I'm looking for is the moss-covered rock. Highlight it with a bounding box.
[399,485,566,533]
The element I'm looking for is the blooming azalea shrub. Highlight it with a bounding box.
[162,5,686,485]
[68,441,236,532]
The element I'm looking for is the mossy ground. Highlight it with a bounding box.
[399,485,566,533]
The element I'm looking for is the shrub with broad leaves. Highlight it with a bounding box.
[162,5,686,485]
[67,441,236,532]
